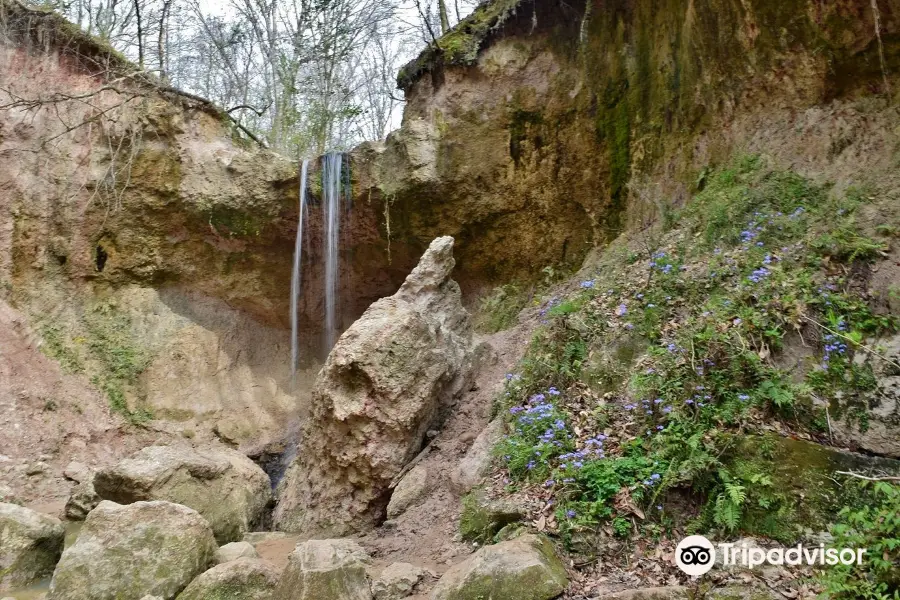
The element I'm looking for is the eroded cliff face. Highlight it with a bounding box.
[2,0,900,450]
[0,2,413,447]
[359,0,900,291]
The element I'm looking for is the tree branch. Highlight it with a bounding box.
[835,470,900,482]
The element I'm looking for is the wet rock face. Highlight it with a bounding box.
[273,237,476,535]
[48,500,217,600]
[93,445,272,543]
[0,503,65,592]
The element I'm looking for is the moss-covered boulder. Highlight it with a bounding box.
[430,534,567,600]
[47,500,217,600]
[175,558,279,600]
[0,502,65,592]
[273,538,372,600]
[94,445,271,543]
[459,490,525,543]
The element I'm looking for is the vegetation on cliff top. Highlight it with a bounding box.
[397,0,523,90]
[487,155,899,596]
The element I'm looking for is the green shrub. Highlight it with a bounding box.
[819,481,900,599]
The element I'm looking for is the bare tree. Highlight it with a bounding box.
[20,0,483,155]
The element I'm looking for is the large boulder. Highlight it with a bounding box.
[175,558,279,600]
[47,500,217,600]
[0,503,65,592]
[430,534,567,600]
[94,444,271,543]
[273,539,372,600]
[274,237,476,534]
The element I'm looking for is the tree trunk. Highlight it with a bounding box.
[158,0,173,82]
[438,0,450,34]
[134,0,144,68]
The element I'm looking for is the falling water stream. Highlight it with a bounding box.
[322,152,343,351]
[289,152,348,375]
[289,159,309,379]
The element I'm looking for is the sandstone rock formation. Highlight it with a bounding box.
[0,502,65,592]
[48,501,217,600]
[175,558,279,600]
[429,534,567,600]
[273,539,372,600]
[94,445,271,543]
[274,237,476,534]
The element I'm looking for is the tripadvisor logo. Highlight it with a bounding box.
[675,536,867,576]
[676,535,716,576]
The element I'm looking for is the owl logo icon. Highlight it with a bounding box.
[675,535,716,576]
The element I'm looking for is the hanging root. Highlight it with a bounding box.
[384,194,394,265]
[871,0,891,98]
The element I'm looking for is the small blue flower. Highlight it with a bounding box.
[580,280,595,289]
[566,509,577,518]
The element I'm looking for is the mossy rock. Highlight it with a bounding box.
[431,534,567,600]
[175,558,278,600]
[459,490,525,543]
[0,503,65,592]
[47,501,217,600]
[720,435,900,541]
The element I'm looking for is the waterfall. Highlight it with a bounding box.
[322,152,343,351]
[290,159,309,379]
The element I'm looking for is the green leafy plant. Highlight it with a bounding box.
[819,481,900,599]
